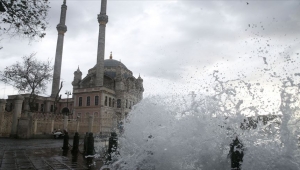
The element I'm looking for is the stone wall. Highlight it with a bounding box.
[31,112,101,136]
[0,112,13,137]
[0,110,102,138]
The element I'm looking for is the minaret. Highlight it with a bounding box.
[95,0,108,87]
[72,66,82,88]
[137,74,144,101]
[51,0,67,97]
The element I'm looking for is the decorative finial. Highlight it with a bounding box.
[63,0,66,5]
[110,51,113,59]
[77,65,80,71]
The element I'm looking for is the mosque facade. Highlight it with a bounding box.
[4,0,144,135]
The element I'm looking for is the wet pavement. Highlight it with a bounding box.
[0,138,104,170]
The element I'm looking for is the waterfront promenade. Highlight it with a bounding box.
[0,138,103,170]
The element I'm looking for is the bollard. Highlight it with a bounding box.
[72,132,80,152]
[84,132,88,153]
[71,148,78,164]
[229,137,244,170]
[62,150,68,157]
[106,132,118,164]
[62,130,69,150]
[86,132,94,156]
[86,157,94,168]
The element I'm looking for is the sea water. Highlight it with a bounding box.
[99,49,300,170]
[110,70,300,169]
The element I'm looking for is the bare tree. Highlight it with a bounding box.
[0,53,53,111]
[0,0,50,41]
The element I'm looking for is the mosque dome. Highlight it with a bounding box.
[87,52,131,79]
[104,59,131,79]
[104,59,127,69]
[103,52,132,79]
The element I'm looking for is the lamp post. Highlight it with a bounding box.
[65,90,72,115]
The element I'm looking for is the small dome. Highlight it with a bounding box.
[104,59,127,69]
[74,66,82,74]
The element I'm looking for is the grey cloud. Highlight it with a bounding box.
[1,0,299,97]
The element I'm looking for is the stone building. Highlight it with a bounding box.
[2,0,143,136]
[72,52,144,133]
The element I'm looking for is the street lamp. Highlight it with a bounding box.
[65,90,72,115]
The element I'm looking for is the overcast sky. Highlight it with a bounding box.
[0,0,300,99]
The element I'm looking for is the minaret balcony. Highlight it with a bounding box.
[98,14,108,25]
[56,24,67,33]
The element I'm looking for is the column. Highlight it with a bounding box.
[63,115,68,130]
[76,118,80,132]
[11,95,24,137]
[0,99,6,135]
[51,119,54,133]
[88,115,94,133]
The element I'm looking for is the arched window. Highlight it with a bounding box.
[62,107,70,115]
[87,96,90,106]
[50,105,54,112]
[112,98,115,107]
[95,96,99,105]
[109,97,111,107]
[41,104,44,112]
[105,96,108,106]
[79,97,82,106]
[117,99,121,108]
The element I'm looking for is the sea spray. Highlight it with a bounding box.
[114,73,300,169]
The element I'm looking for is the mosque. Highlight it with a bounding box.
[5,0,144,134]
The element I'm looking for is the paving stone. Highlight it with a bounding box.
[0,167,17,170]
[1,163,16,169]
[2,159,15,163]
[0,138,103,169]
[17,163,33,167]
[17,159,30,163]
[18,166,35,169]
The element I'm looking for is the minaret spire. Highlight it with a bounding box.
[100,0,107,14]
[95,0,108,87]
[51,0,67,97]
[110,52,113,59]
